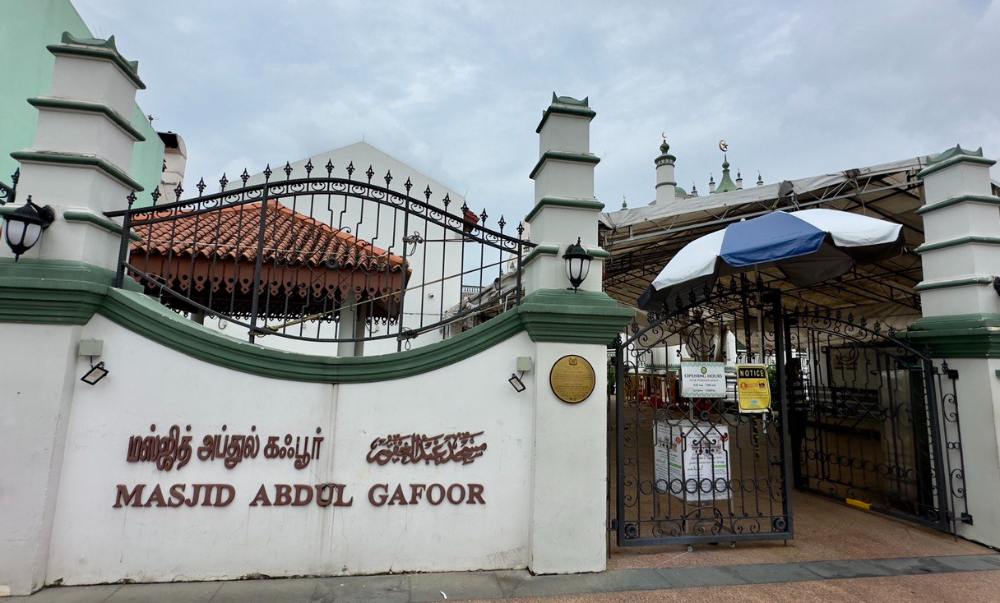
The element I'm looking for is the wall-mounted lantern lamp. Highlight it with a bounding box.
[563,237,591,291]
[3,196,55,261]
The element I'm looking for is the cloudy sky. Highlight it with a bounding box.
[75,0,1000,220]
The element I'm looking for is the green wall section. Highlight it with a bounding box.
[0,0,163,197]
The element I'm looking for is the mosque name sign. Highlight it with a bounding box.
[113,424,488,510]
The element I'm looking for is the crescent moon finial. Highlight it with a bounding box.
[661,131,667,141]
[719,139,729,152]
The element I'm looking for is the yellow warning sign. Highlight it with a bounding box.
[736,364,771,413]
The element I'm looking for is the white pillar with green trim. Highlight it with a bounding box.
[0,33,145,596]
[909,144,1000,547]
[522,94,631,574]
[1,33,145,271]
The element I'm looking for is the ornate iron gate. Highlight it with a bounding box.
[785,308,971,533]
[611,284,971,547]
[613,282,794,547]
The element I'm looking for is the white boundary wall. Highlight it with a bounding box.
[43,315,535,584]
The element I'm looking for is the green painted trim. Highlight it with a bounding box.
[916,195,1000,215]
[521,243,611,264]
[0,258,115,324]
[100,288,528,383]
[518,288,633,344]
[522,244,560,267]
[0,262,634,382]
[10,151,144,191]
[525,196,605,222]
[914,277,994,292]
[906,313,1000,358]
[916,236,1000,254]
[535,98,597,133]
[47,40,146,90]
[63,210,140,241]
[917,155,996,178]
[28,97,145,141]
[529,151,601,180]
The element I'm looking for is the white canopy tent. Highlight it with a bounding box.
[599,153,1000,323]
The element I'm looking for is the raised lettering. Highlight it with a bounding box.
[426,483,445,505]
[292,484,313,506]
[249,484,272,507]
[214,484,236,507]
[467,483,485,505]
[113,484,145,508]
[332,483,353,507]
[168,484,187,507]
[408,483,426,505]
[368,483,388,506]
[388,485,408,506]
[144,484,167,508]
[185,484,205,507]
[446,483,466,505]
[274,484,292,506]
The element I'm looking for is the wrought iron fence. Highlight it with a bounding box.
[104,160,534,351]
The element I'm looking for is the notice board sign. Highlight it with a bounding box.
[679,361,727,398]
[736,364,772,413]
[653,419,731,503]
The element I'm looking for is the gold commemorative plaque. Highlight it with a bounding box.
[549,354,596,404]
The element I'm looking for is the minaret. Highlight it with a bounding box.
[654,134,677,205]
[708,174,716,194]
[736,170,743,189]
[756,172,764,186]
[715,154,739,193]
[691,182,699,196]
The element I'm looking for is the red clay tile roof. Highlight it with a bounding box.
[127,200,409,319]
[132,199,406,272]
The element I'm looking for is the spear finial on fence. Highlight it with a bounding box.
[219,173,228,191]
[196,177,206,196]
[263,164,273,181]
[173,182,183,201]
[240,168,250,186]
[283,161,292,179]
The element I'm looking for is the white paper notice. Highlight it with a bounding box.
[680,361,727,398]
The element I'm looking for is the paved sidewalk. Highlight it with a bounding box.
[14,553,1000,602]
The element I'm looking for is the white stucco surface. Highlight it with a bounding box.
[42,315,535,585]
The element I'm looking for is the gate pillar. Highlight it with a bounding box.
[2,33,148,272]
[0,34,148,595]
[909,145,1000,546]
[521,94,631,573]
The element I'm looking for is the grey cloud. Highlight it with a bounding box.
[75,0,1000,221]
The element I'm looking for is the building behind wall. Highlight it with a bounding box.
[200,141,470,356]
[0,0,164,198]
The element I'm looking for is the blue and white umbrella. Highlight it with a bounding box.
[638,209,904,310]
